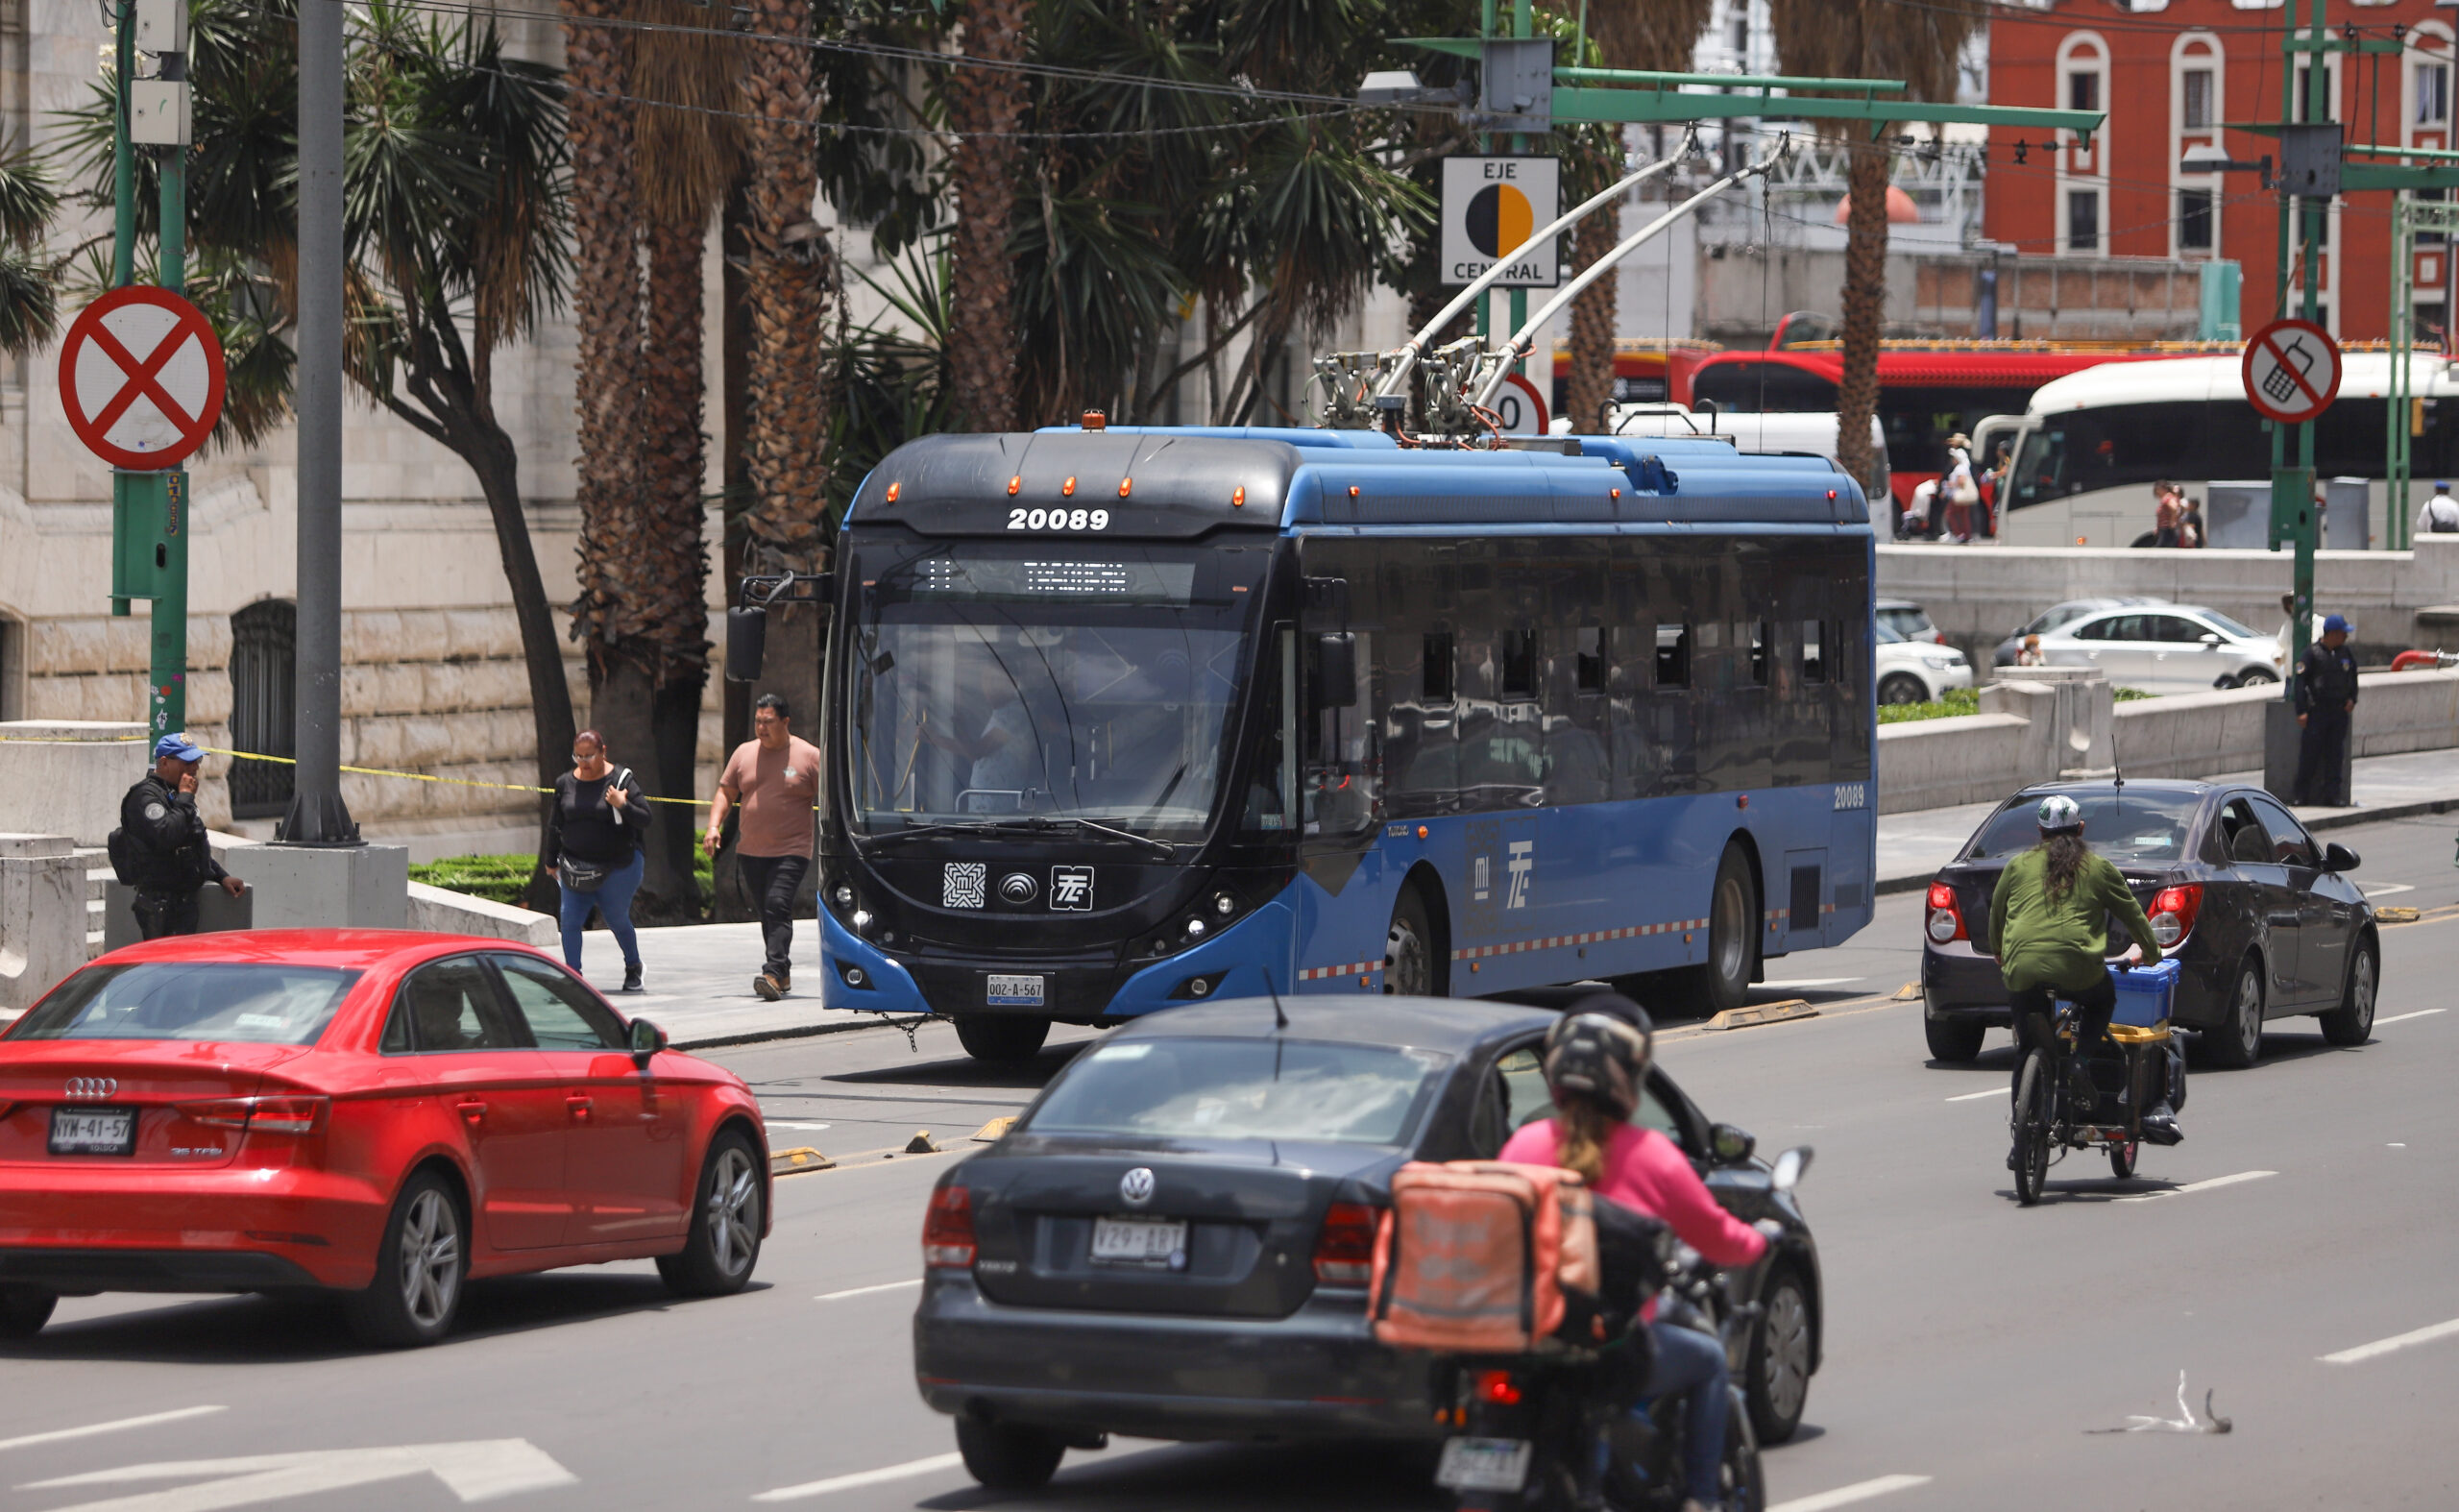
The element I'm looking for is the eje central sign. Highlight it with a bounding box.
[1440,157,1560,287]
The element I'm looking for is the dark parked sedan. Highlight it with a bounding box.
[913,997,1822,1490]
[1919,780,2379,1068]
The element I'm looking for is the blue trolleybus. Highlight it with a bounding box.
[811,426,1877,1061]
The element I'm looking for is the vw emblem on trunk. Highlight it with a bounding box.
[65,1078,118,1100]
[999,871,1037,904]
[1119,1167,1156,1207]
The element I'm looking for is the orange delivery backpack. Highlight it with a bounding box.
[1367,1160,1600,1353]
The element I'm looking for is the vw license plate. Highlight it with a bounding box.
[986,974,1045,1007]
[1435,1437,1531,1493]
[1089,1216,1186,1265]
[49,1106,136,1157]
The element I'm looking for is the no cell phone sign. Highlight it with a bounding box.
[59,284,227,470]
[2240,318,2341,427]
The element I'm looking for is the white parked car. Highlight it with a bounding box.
[2032,604,2280,695]
[1875,621,1974,704]
[1878,597,1943,645]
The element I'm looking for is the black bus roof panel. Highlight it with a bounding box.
[847,427,1866,536]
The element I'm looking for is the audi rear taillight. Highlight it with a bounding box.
[174,1095,329,1135]
[2150,884,2203,948]
[1925,882,1967,944]
[1312,1202,1379,1285]
[922,1184,976,1268]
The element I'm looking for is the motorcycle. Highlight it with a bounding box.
[1431,1148,1812,1512]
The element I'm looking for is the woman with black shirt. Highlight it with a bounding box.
[547,730,651,992]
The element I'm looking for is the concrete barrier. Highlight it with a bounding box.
[0,721,156,846]
[0,835,87,1012]
[407,880,560,948]
[1879,667,2459,809]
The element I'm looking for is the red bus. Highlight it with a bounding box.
[1547,339,1721,422]
[1684,345,2219,518]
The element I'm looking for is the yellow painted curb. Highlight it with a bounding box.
[973,1115,1018,1143]
[1703,999,1817,1033]
[770,1146,835,1175]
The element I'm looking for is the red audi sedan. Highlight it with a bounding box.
[0,931,769,1346]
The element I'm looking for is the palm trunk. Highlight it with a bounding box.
[1568,206,1619,434]
[1835,138,1890,491]
[947,0,1031,430]
[636,213,713,914]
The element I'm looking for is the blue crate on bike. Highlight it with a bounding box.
[2109,959,2180,1027]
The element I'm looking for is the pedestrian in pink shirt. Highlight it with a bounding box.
[1499,1001,1765,1512]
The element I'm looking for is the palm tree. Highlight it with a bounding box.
[1568,0,1711,433]
[59,0,577,905]
[1766,0,1981,488]
[0,148,60,356]
[945,0,1030,431]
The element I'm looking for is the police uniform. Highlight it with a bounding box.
[118,768,230,939]
[2294,638,2360,807]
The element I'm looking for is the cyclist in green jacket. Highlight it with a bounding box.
[1987,794,2180,1145]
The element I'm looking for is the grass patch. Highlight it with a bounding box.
[410,839,717,911]
[1877,687,1980,723]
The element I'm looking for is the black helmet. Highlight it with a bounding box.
[1542,993,1655,1122]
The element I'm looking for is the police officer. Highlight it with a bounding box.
[120,734,244,939]
[2295,614,2360,808]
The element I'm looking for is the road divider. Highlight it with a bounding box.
[973,1115,1017,1142]
[2320,1316,2459,1365]
[1769,1474,1934,1512]
[752,1451,966,1501]
[769,1147,834,1176]
[0,1405,225,1453]
[2116,1170,2276,1204]
[1704,999,1817,1032]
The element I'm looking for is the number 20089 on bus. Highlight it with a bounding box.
[1008,508,1110,531]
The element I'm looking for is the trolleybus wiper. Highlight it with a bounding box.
[987,816,1177,858]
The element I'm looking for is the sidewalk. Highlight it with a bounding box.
[1873,746,2459,894]
[574,749,2459,1050]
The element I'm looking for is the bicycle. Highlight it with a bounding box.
[2009,963,2177,1206]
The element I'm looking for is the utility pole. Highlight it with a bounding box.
[279,0,358,846]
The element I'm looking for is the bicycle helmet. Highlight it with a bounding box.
[1542,994,1655,1122]
[2035,793,2084,833]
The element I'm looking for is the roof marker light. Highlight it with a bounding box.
[1349,485,1361,499]
[1827,489,1838,500]
[886,482,900,503]
[1008,476,1021,496]
[1063,476,1077,497]
[1611,487,1621,500]
[1119,477,1132,498]
[1232,486,1246,507]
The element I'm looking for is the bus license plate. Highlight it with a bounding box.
[49,1107,136,1157]
[986,974,1045,1007]
[1435,1437,1531,1493]
[1089,1217,1185,1265]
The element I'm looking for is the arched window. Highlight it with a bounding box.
[229,599,296,818]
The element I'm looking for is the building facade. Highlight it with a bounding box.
[1985,0,2457,344]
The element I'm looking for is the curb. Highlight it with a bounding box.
[1875,793,2459,895]
[674,1015,897,1053]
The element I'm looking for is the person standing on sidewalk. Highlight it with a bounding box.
[112,734,244,939]
[707,694,822,1000]
[2420,480,2459,535]
[2295,614,2361,807]
[547,730,650,992]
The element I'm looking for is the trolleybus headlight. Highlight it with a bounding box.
[1212,892,1236,917]
[833,883,855,909]
[1184,917,1207,939]
[851,909,877,937]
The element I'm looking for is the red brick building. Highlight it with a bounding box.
[1984,0,2457,343]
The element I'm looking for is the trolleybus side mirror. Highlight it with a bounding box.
[726,606,768,682]
[1311,633,1358,709]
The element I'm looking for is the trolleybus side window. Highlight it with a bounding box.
[1655,622,1691,688]
[1801,620,1826,682]
[1573,627,1604,692]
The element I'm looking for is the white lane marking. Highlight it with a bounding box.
[752,1452,967,1502]
[765,1122,834,1132]
[1758,977,1863,988]
[20,1439,576,1507]
[2355,880,2416,897]
[0,1406,226,1453]
[1945,1087,2004,1103]
[815,1279,921,1303]
[2321,1316,2459,1365]
[1770,1475,1936,1512]
[2374,1009,2447,1026]
[2117,1170,2277,1204]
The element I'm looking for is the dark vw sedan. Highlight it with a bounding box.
[913,998,1821,1490]
[1920,780,2379,1068]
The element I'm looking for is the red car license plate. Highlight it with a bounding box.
[49,1106,137,1156]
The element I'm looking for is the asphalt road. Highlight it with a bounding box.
[5,812,2456,1512]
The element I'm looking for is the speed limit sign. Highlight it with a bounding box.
[1491,372,1551,436]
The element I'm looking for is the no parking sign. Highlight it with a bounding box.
[59,285,227,470]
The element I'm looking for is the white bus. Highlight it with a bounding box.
[1976,354,2459,549]
[1608,403,1893,518]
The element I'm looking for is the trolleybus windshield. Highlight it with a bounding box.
[842,539,1268,841]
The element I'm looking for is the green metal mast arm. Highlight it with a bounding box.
[1552,85,2101,134]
